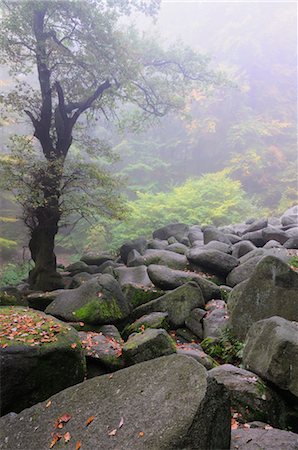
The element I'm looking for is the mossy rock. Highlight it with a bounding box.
[0,307,86,416]
[122,312,169,340]
[122,283,165,309]
[46,275,130,325]
[0,288,27,307]
[122,328,176,365]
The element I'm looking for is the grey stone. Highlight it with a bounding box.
[46,274,130,325]
[243,316,298,398]
[228,256,298,339]
[209,364,289,428]
[177,343,216,369]
[122,283,164,309]
[153,223,190,242]
[203,227,232,245]
[263,239,283,249]
[231,427,298,450]
[0,307,85,416]
[0,354,231,450]
[65,260,92,275]
[147,264,221,301]
[188,225,203,244]
[284,237,298,249]
[261,226,288,244]
[143,249,188,270]
[203,305,229,340]
[126,249,145,267]
[225,233,242,244]
[26,289,64,311]
[81,252,114,266]
[232,240,256,258]
[114,265,153,288]
[185,308,206,339]
[281,205,298,227]
[226,256,263,287]
[243,218,268,233]
[69,272,92,288]
[78,331,124,371]
[166,243,189,254]
[147,238,169,250]
[122,328,176,365]
[241,230,266,247]
[187,249,239,276]
[122,312,169,339]
[204,241,232,253]
[120,237,148,264]
[133,282,205,328]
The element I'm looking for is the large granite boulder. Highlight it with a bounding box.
[122,283,164,309]
[81,252,114,266]
[122,328,176,365]
[147,264,221,301]
[122,312,169,339]
[187,249,238,276]
[0,307,85,416]
[114,265,153,288]
[231,240,256,258]
[46,275,130,325]
[203,227,231,245]
[226,256,263,287]
[281,205,298,227]
[152,223,190,242]
[79,330,124,371]
[261,226,289,245]
[228,256,298,339]
[120,237,148,264]
[209,364,289,428]
[0,354,231,450]
[243,316,298,399]
[132,282,205,328]
[231,427,298,450]
[142,249,188,270]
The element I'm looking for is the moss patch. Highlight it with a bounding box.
[73,298,124,323]
[0,307,71,348]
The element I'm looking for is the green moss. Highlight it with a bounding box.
[73,298,123,323]
[289,256,298,269]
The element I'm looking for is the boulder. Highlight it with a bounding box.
[263,239,283,249]
[262,226,289,244]
[204,241,232,253]
[81,252,114,266]
[203,302,229,339]
[133,282,205,328]
[65,260,92,275]
[228,256,298,339]
[46,275,130,325]
[114,265,153,288]
[177,342,216,369]
[0,307,85,416]
[120,237,148,264]
[209,364,289,428]
[203,227,231,245]
[241,230,266,247]
[0,288,27,307]
[79,330,124,371]
[243,218,268,233]
[147,238,169,250]
[226,256,263,287]
[166,242,189,254]
[143,249,188,270]
[188,225,203,244]
[122,283,164,309]
[126,250,145,267]
[232,240,256,258]
[122,328,176,365]
[284,237,298,249]
[0,354,231,450]
[185,308,206,339]
[187,249,238,276]
[281,205,298,227]
[147,264,221,301]
[152,223,190,242]
[231,427,298,450]
[122,312,169,339]
[26,289,64,311]
[243,316,298,398]
[69,271,93,288]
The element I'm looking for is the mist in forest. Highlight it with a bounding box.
[0,1,297,269]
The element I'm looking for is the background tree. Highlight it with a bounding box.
[0,0,222,290]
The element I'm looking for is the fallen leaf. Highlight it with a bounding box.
[231,418,238,430]
[75,442,81,450]
[46,400,52,408]
[71,343,77,349]
[118,417,124,429]
[55,413,72,428]
[86,415,95,427]
[108,374,113,379]
[139,431,145,437]
[108,429,117,436]
[79,322,84,327]
[49,434,61,448]
[264,425,273,430]
[64,432,71,443]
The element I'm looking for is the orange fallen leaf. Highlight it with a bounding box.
[46,400,52,408]
[64,432,71,443]
[231,418,238,430]
[86,415,95,426]
[75,441,81,450]
[71,343,77,349]
[139,431,145,437]
[49,434,61,448]
[79,322,84,327]
[55,413,72,428]
[108,429,117,436]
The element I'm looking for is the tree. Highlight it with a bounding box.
[0,0,221,290]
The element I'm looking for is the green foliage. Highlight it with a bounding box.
[201,328,244,365]
[288,256,298,269]
[0,262,33,287]
[106,170,258,250]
